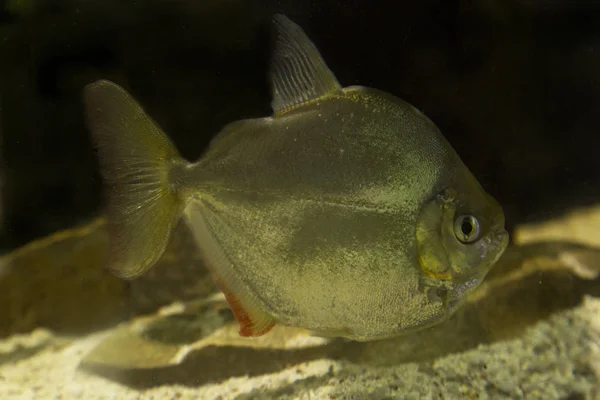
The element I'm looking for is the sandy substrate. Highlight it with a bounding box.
[2,206,600,399]
[1,295,599,400]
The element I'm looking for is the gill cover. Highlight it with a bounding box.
[415,189,456,281]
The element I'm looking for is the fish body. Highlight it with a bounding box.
[84,15,508,341]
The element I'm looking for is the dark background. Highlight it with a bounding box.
[0,0,599,252]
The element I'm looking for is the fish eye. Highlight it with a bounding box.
[453,214,480,244]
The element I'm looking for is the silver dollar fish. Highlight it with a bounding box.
[84,14,509,341]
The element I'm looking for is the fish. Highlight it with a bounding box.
[83,14,509,342]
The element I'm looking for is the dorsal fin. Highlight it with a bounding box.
[270,14,342,115]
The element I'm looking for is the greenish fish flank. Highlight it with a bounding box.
[83,14,509,341]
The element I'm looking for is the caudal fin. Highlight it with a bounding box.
[84,80,185,279]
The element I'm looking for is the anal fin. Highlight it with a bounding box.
[183,203,276,337]
[215,277,275,337]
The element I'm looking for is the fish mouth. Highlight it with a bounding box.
[440,231,509,316]
[485,229,510,265]
[453,228,509,283]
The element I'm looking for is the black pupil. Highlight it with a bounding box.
[461,218,473,236]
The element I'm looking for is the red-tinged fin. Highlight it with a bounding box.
[183,205,277,337]
[215,277,275,337]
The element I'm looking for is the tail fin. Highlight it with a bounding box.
[84,80,186,279]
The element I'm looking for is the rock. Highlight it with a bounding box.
[0,218,217,338]
[514,204,600,249]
